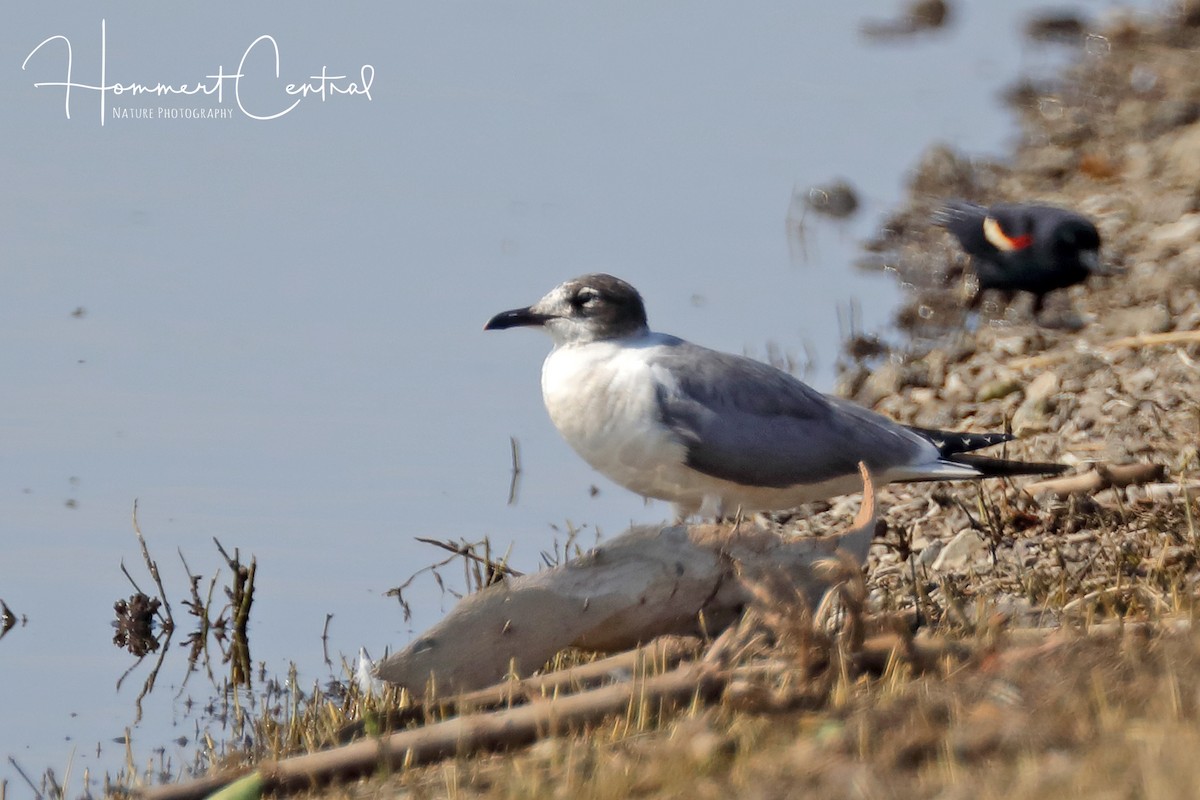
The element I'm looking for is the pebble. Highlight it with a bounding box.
[1023,145,1077,178]
[856,361,905,408]
[932,529,988,572]
[910,387,937,405]
[1165,123,1200,180]
[1024,371,1059,409]
[686,729,734,762]
[1148,99,1200,135]
[942,372,972,402]
[1012,371,1059,434]
[1141,190,1199,224]
[976,377,1022,403]
[918,540,944,567]
[1147,214,1200,256]
[992,336,1030,357]
[1125,366,1158,393]
[1101,304,1173,337]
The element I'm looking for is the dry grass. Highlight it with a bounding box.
[132,514,1200,800]
[305,623,1199,800]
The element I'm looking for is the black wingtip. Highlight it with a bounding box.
[906,425,1016,457]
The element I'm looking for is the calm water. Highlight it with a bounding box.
[0,0,1147,791]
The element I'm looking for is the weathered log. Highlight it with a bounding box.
[376,466,879,695]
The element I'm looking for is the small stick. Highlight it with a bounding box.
[119,562,147,597]
[6,757,42,800]
[132,500,173,624]
[507,436,522,506]
[1010,329,1200,370]
[1104,330,1200,350]
[450,636,699,709]
[413,538,524,578]
[1061,585,1172,615]
[322,614,334,667]
[1023,463,1166,499]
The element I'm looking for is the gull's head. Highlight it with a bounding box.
[484,274,649,346]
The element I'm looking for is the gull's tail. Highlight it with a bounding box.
[948,452,1069,478]
[906,424,1068,478]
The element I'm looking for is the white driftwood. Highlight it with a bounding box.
[376,466,878,695]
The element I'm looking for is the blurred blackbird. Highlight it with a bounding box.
[936,200,1101,320]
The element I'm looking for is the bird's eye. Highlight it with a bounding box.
[572,289,600,308]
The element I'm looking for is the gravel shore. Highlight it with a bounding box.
[815,1,1200,623]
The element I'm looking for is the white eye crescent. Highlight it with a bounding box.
[573,288,600,308]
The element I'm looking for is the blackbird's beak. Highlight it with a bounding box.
[1078,249,1101,274]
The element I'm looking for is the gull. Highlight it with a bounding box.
[485,274,1065,518]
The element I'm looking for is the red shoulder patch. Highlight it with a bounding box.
[982,216,1033,252]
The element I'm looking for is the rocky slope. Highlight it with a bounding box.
[816,1,1200,622]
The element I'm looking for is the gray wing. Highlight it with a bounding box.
[651,341,934,488]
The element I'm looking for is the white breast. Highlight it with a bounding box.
[540,336,694,503]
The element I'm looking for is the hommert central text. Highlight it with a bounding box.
[22,19,375,126]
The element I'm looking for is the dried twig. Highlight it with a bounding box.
[1061,585,1172,616]
[1023,463,1166,499]
[214,539,255,686]
[322,614,335,667]
[413,537,524,579]
[387,537,524,623]
[131,500,173,626]
[451,636,699,710]
[1010,330,1200,370]
[6,757,41,800]
[507,436,522,506]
